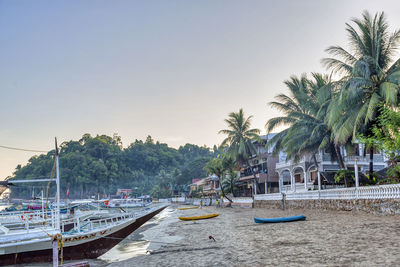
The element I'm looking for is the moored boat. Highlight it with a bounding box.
[178,213,219,221]
[0,139,168,265]
[178,206,198,210]
[254,215,306,223]
[0,204,167,265]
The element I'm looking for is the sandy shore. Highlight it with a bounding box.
[109,205,400,267]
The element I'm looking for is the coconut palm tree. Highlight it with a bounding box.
[266,73,344,171]
[322,11,400,174]
[219,109,261,192]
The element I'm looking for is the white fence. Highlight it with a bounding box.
[255,184,400,201]
[222,197,253,204]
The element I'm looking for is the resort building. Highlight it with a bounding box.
[202,175,220,196]
[189,178,206,195]
[237,134,280,196]
[274,145,387,193]
[189,175,219,197]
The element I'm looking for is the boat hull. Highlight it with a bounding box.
[178,213,219,221]
[254,215,306,223]
[0,205,167,265]
[178,206,198,210]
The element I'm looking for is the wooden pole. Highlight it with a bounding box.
[52,239,58,267]
[355,158,359,199]
[317,171,321,191]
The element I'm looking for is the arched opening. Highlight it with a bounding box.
[308,165,318,185]
[281,170,291,185]
[293,167,304,183]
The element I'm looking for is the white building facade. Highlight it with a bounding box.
[275,145,387,193]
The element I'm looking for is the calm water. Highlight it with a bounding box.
[21,205,179,267]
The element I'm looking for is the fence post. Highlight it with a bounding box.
[304,171,308,190]
[317,170,321,200]
[355,158,359,199]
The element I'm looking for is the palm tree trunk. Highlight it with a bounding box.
[369,146,374,175]
[312,154,319,172]
[312,154,322,187]
[334,145,346,169]
[247,160,262,194]
[219,176,232,203]
[230,177,235,197]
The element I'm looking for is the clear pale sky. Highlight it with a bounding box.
[1,0,400,179]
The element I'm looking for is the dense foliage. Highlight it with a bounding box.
[10,134,218,199]
[267,11,400,180]
[359,105,400,182]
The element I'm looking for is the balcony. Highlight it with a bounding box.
[202,185,213,191]
[276,161,292,169]
[343,154,385,164]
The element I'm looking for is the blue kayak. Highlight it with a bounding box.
[254,215,306,223]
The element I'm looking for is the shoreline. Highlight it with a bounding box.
[111,205,400,266]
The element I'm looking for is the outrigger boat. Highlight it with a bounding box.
[178,213,219,221]
[178,206,198,210]
[105,196,152,208]
[0,139,167,265]
[254,215,306,223]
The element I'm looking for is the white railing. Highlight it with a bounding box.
[222,197,253,204]
[255,184,400,201]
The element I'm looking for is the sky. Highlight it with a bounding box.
[1,0,400,179]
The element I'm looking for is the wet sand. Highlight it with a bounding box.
[110,205,400,267]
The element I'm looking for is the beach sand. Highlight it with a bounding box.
[110,205,400,267]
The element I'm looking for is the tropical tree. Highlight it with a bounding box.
[322,11,400,174]
[204,157,232,202]
[219,109,261,192]
[265,73,345,171]
[358,105,400,182]
[221,155,239,196]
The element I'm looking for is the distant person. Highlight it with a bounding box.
[200,199,203,209]
[216,199,219,208]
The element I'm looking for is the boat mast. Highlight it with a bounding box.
[55,138,60,230]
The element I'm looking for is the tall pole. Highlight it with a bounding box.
[304,171,308,190]
[354,158,359,199]
[55,138,60,230]
[317,170,321,191]
[41,190,44,219]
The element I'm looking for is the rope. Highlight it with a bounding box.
[43,158,57,225]
[42,231,64,265]
[0,144,48,153]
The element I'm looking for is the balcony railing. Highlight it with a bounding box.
[344,154,385,163]
[202,185,213,191]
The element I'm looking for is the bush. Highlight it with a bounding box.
[334,170,354,187]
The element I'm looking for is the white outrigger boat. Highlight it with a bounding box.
[0,139,167,265]
[106,196,152,208]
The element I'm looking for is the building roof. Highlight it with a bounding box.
[192,178,206,186]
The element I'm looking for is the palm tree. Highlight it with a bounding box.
[204,157,232,202]
[221,155,239,197]
[266,73,345,173]
[219,109,261,193]
[322,11,400,174]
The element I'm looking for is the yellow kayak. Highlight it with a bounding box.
[178,206,199,210]
[178,213,219,221]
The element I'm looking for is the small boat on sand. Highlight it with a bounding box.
[178,213,219,221]
[254,215,306,223]
[178,206,198,210]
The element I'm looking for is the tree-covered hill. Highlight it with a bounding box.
[9,134,218,199]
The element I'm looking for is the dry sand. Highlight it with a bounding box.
[110,205,400,267]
